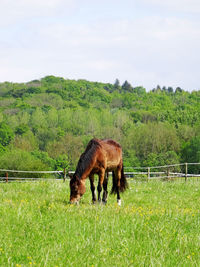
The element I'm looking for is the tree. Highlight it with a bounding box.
[15,124,29,135]
[55,154,70,171]
[167,87,174,93]
[31,108,47,129]
[126,122,180,162]
[113,79,120,91]
[0,75,199,171]
[0,122,14,146]
[122,80,133,92]
[0,149,50,177]
[143,151,180,171]
[46,134,84,169]
[31,151,55,169]
[133,86,146,95]
[175,87,183,93]
[14,131,39,151]
[181,135,200,173]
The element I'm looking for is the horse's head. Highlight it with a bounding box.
[69,174,86,204]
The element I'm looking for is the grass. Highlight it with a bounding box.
[0,179,200,267]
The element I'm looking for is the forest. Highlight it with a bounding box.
[0,75,199,174]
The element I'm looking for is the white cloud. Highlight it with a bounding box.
[0,0,75,26]
[140,0,200,13]
[0,1,200,90]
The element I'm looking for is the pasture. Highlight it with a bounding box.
[0,179,199,266]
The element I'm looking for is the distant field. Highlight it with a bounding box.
[0,179,199,266]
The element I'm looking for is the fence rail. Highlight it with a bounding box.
[0,162,199,183]
[0,169,63,173]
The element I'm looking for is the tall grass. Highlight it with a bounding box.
[0,179,199,266]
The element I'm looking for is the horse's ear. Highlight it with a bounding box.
[68,172,73,179]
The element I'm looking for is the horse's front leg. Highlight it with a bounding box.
[97,169,105,203]
[102,172,109,204]
[89,174,97,204]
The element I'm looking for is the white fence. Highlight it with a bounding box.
[0,170,64,183]
[0,163,199,183]
[124,162,200,181]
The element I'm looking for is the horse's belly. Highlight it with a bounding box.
[106,160,120,170]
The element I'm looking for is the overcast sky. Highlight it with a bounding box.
[0,0,200,91]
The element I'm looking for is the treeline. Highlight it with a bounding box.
[0,75,199,174]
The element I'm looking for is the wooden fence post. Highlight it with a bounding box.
[185,163,188,182]
[167,168,170,180]
[63,168,66,182]
[5,172,8,183]
[147,167,150,181]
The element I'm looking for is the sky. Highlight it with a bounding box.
[0,0,200,91]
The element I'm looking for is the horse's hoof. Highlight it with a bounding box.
[117,199,121,206]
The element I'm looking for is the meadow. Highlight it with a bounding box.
[0,179,199,267]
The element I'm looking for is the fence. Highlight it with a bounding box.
[0,170,64,183]
[124,162,200,181]
[0,163,199,183]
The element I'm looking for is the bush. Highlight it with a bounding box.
[0,150,50,178]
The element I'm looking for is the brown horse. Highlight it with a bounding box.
[69,138,128,205]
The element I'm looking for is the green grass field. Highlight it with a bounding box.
[0,179,199,267]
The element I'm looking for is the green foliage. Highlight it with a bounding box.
[14,130,39,151]
[31,151,55,169]
[181,135,200,173]
[123,122,180,163]
[46,134,84,169]
[15,124,29,135]
[55,154,70,170]
[0,122,14,146]
[0,149,50,177]
[122,80,133,92]
[143,151,180,171]
[0,143,6,155]
[113,78,120,91]
[0,76,199,172]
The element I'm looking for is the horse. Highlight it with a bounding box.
[69,138,128,205]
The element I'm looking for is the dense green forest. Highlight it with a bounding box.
[0,76,199,173]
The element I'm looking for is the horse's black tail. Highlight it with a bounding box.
[111,171,117,194]
[120,165,128,192]
[111,165,128,194]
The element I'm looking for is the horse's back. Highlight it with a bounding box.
[97,139,122,169]
[100,139,122,154]
[101,139,121,148]
[85,138,122,168]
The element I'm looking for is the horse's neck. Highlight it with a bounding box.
[75,142,98,179]
[75,154,94,180]
[75,168,90,180]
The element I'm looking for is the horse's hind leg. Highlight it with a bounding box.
[116,189,121,206]
[102,172,109,204]
[115,169,121,206]
[89,174,97,204]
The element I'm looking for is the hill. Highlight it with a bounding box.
[0,76,199,171]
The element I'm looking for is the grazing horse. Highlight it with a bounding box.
[69,138,128,205]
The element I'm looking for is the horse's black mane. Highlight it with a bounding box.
[74,139,101,179]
